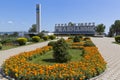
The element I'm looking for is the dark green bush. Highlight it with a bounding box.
[79,35,83,39]
[43,36,49,41]
[84,37,91,41]
[73,36,80,42]
[68,36,74,39]
[1,38,13,44]
[115,35,120,43]
[48,41,56,47]
[84,41,95,47]
[49,35,56,40]
[32,36,40,42]
[53,38,72,63]
[0,43,2,50]
[37,32,45,38]
[16,37,27,45]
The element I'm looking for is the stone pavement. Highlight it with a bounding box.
[91,37,120,80]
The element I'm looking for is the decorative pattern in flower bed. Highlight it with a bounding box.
[2,37,106,80]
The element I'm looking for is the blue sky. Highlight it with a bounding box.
[0,0,120,33]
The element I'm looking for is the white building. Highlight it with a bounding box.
[54,22,96,35]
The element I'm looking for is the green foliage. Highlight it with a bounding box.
[48,41,56,47]
[16,37,27,45]
[96,24,105,35]
[49,35,56,40]
[115,35,120,43]
[79,35,83,39]
[0,43,2,50]
[68,36,74,39]
[53,38,71,63]
[1,38,13,44]
[68,22,74,26]
[84,41,95,47]
[109,20,120,36]
[37,32,45,38]
[73,36,80,42]
[43,36,49,41]
[28,24,37,32]
[84,37,91,41]
[32,36,40,42]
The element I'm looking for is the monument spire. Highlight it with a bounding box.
[36,4,41,33]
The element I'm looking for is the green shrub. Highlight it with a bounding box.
[16,37,27,45]
[0,43,2,50]
[37,32,45,38]
[48,41,56,47]
[49,35,56,40]
[32,36,40,42]
[1,38,13,44]
[79,35,83,39]
[84,37,91,41]
[115,35,120,43]
[73,36,80,42]
[84,41,95,47]
[53,38,72,63]
[43,36,49,41]
[68,36,74,39]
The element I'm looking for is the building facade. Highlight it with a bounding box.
[54,22,96,35]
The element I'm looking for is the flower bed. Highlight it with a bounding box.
[2,38,106,80]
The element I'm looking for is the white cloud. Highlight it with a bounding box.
[8,21,13,24]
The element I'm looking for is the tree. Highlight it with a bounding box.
[96,24,105,35]
[108,20,120,36]
[12,32,18,37]
[73,36,80,42]
[28,24,37,32]
[53,38,71,63]
[37,32,45,38]
[108,24,115,37]
[68,22,74,26]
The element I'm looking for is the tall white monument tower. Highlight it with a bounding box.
[36,4,41,33]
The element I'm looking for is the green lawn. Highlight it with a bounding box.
[29,49,83,65]
[0,39,48,50]
[112,41,120,45]
[2,45,18,50]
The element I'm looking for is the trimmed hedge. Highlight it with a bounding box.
[49,35,56,40]
[0,43,2,49]
[73,36,80,42]
[43,36,49,41]
[32,36,40,42]
[84,37,91,41]
[115,35,120,43]
[16,37,27,45]
[84,41,95,47]
[48,41,56,47]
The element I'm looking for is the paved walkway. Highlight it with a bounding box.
[0,37,120,80]
[91,37,120,80]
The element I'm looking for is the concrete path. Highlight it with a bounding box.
[91,37,120,80]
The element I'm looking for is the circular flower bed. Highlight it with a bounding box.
[2,38,106,80]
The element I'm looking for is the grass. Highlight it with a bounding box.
[2,45,18,50]
[0,39,53,51]
[112,41,120,45]
[29,49,83,65]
